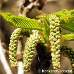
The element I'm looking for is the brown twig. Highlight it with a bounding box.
[18,0,46,16]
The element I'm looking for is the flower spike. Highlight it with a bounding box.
[23,30,44,72]
[49,15,61,69]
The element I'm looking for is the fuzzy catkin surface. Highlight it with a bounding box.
[49,15,61,69]
[23,30,44,72]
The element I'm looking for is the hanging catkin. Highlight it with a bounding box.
[9,28,22,67]
[23,30,44,72]
[9,28,31,67]
[49,15,61,69]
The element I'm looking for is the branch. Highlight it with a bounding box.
[18,62,24,74]
[17,37,24,74]
[0,40,13,74]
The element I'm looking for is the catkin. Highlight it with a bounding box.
[23,30,44,72]
[49,15,61,69]
[61,46,74,74]
[9,28,31,67]
[9,28,22,67]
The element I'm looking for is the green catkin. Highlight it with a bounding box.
[49,15,61,69]
[60,46,74,74]
[23,30,44,72]
[9,28,22,67]
[9,28,31,67]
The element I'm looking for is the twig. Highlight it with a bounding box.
[18,0,46,16]
[17,37,24,74]
[18,62,24,74]
[0,40,13,74]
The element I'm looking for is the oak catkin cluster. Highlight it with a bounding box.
[23,30,44,72]
[49,15,61,69]
[61,46,74,73]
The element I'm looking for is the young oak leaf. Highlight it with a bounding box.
[47,9,74,32]
[0,12,43,30]
[62,33,74,41]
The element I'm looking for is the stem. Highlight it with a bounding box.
[18,62,24,74]
[17,2,27,73]
[17,37,22,55]
[62,33,74,41]
[0,40,13,74]
[17,37,24,74]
